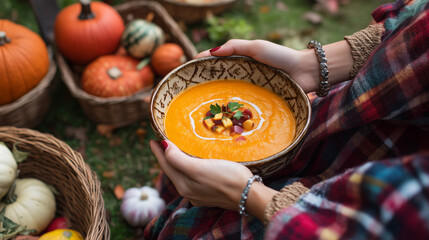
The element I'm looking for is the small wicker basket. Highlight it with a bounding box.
[58,1,197,127]
[0,127,110,239]
[0,49,56,128]
[155,0,238,24]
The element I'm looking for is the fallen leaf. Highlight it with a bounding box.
[136,128,147,141]
[244,0,253,8]
[91,148,102,155]
[259,5,270,14]
[97,124,116,138]
[103,171,116,179]
[109,136,122,146]
[316,0,339,14]
[65,126,88,142]
[302,11,323,25]
[266,31,283,42]
[276,1,288,12]
[114,184,125,200]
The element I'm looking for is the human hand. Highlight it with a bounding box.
[150,139,253,210]
[194,39,320,93]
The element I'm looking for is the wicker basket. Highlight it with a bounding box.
[155,0,237,23]
[57,1,197,127]
[0,126,109,239]
[0,49,56,128]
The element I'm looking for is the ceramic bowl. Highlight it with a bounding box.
[150,56,311,178]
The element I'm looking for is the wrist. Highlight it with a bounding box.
[299,40,354,94]
[323,40,353,84]
[300,48,320,92]
[244,182,278,221]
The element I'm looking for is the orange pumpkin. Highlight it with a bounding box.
[151,43,187,76]
[0,20,49,105]
[54,0,125,65]
[81,55,154,98]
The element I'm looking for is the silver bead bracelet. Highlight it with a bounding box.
[238,175,263,216]
[307,40,330,97]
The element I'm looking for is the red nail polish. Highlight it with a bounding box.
[161,140,168,151]
[209,46,221,53]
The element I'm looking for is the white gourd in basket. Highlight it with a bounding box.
[0,142,17,199]
[0,178,56,234]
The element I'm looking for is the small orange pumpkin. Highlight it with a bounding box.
[81,55,154,98]
[0,20,49,105]
[54,0,125,65]
[151,43,187,76]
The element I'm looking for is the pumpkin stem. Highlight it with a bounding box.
[79,0,95,20]
[107,67,123,79]
[5,182,17,204]
[0,31,11,46]
[136,57,150,70]
[140,192,149,200]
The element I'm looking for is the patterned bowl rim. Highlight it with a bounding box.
[150,55,312,166]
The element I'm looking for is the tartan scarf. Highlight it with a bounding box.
[144,0,429,239]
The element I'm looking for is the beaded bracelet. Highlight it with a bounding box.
[307,40,330,97]
[238,175,263,216]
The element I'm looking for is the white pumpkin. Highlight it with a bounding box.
[0,178,56,234]
[0,142,17,199]
[120,186,165,227]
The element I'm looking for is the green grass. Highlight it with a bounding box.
[1,0,388,239]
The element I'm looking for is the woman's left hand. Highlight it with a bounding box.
[150,140,253,210]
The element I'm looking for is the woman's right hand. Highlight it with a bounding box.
[194,39,320,93]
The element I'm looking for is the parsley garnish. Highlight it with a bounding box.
[207,101,245,120]
[210,103,222,115]
[227,102,244,112]
[233,111,244,120]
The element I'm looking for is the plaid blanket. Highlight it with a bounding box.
[144,0,429,239]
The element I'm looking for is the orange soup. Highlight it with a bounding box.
[164,80,296,162]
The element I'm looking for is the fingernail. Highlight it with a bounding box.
[209,46,221,53]
[161,140,168,151]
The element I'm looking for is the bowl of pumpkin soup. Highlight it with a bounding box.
[150,56,311,177]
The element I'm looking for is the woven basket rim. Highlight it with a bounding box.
[0,48,56,114]
[0,126,110,239]
[161,0,237,7]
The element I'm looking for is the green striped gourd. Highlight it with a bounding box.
[121,19,165,59]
